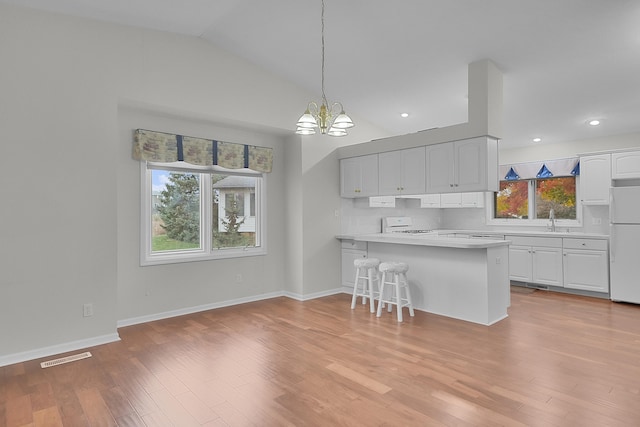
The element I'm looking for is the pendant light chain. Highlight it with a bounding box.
[321,0,328,107]
[295,0,355,136]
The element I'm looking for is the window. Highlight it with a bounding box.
[141,162,266,265]
[492,175,578,225]
[535,176,576,220]
[495,180,529,219]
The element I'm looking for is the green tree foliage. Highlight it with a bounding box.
[156,173,200,244]
[213,198,251,248]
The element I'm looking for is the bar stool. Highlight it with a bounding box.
[377,262,415,322]
[351,258,381,313]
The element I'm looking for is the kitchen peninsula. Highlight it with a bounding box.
[338,233,510,326]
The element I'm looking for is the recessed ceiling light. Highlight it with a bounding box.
[587,119,601,126]
[533,137,542,143]
[400,112,409,118]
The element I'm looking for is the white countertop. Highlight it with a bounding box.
[437,229,609,239]
[337,233,510,249]
[337,229,609,249]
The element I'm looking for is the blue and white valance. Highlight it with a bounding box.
[536,164,553,178]
[132,129,273,173]
[504,167,520,181]
[499,157,579,181]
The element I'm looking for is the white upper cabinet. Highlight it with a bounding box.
[419,193,441,208]
[340,154,379,198]
[425,143,454,193]
[612,150,640,179]
[378,146,426,195]
[439,192,485,208]
[461,192,485,207]
[425,137,498,194]
[579,153,611,205]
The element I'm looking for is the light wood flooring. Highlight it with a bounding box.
[1,288,640,426]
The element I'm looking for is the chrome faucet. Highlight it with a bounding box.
[549,208,556,232]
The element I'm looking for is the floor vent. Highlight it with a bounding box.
[40,351,92,368]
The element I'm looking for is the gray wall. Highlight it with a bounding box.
[0,3,387,364]
[116,106,288,324]
[3,1,635,365]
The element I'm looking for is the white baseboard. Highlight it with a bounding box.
[117,290,287,328]
[1,290,346,368]
[284,287,344,301]
[0,333,121,368]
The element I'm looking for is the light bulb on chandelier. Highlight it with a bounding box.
[295,0,354,137]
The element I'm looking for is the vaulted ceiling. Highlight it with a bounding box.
[3,0,640,148]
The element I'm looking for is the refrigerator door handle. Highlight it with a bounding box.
[610,224,615,262]
[609,188,615,222]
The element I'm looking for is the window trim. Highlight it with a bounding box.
[140,162,267,266]
[486,175,582,228]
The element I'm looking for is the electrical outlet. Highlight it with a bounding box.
[235,274,243,283]
[496,256,502,264]
[83,303,93,317]
[592,217,602,225]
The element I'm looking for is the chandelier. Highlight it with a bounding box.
[296,0,354,137]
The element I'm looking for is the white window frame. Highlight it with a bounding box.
[140,161,267,266]
[486,175,582,228]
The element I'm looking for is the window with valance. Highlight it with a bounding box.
[132,129,272,265]
[494,158,579,222]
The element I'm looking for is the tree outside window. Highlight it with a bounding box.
[212,175,257,249]
[494,176,576,220]
[535,177,576,219]
[144,168,263,265]
[495,180,529,219]
[153,172,201,252]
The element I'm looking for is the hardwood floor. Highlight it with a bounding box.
[1,289,640,426]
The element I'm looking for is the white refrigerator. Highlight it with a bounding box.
[610,186,640,303]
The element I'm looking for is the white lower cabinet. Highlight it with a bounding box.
[507,236,563,287]
[507,235,610,293]
[341,241,367,288]
[563,238,609,293]
[531,246,563,286]
[508,245,534,282]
